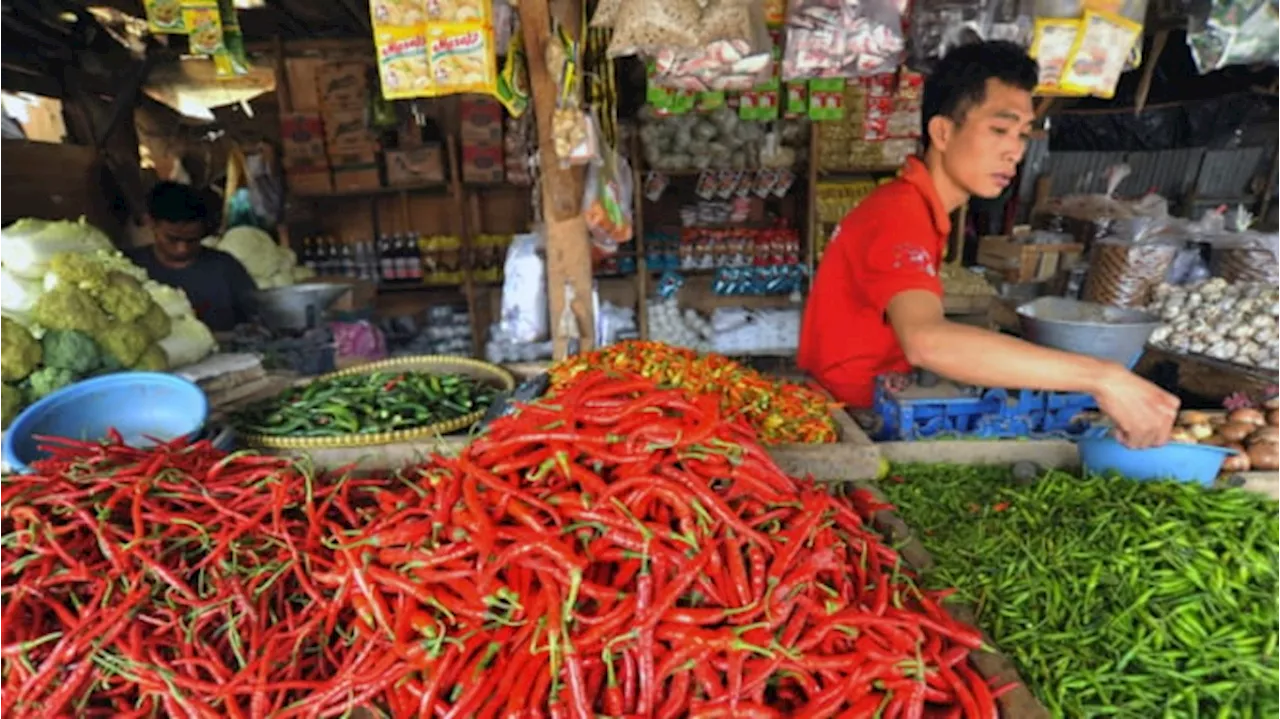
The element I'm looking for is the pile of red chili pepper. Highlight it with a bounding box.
[2,370,1009,717]
[548,341,840,445]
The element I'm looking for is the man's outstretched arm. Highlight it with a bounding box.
[886,289,1179,448]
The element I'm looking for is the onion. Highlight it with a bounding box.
[1188,423,1215,441]
[1246,425,1279,446]
[1221,446,1252,473]
[1169,427,1195,443]
[1247,442,1280,471]
[1178,410,1211,427]
[1216,422,1256,443]
[1268,408,1279,427]
[1265,396,1279,411]
[1227,408,1266,427]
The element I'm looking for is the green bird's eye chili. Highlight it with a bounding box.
[878,464,1280,718]
[231,370,499,438]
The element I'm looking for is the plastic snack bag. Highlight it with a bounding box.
[376,27,432,99]
[1031,18,1081,93]
[183,0,224,55]
[146,0,186,33]
[426,23,499,96]
[583,147,636,253]
[1059,10,1142,98]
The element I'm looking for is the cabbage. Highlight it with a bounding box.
[1,217,114,279]
[216,226,280,279]
[158,315,217,368]
[0,268,43,315]
[145,281,195,318]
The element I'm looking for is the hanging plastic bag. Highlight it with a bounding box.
[608,0,703,58]
[499,231,548,343]
[1186,0,1279,73]
[582,142,635,253]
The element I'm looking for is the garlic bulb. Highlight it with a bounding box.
[1147,280,1279,370]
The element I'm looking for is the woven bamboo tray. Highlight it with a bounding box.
[238,355,515,450]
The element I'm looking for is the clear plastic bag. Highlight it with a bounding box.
[1209,231,1280,283]
[783,0,904,79]
[651,1,773,91]
[552,109,598,166]
[582,144,635,253]
[607,0,703,57]
[499,230,548,343]
[1187,0,1279,74]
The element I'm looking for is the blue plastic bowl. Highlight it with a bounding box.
[3,372,208,474]
[1078,437,1237,486]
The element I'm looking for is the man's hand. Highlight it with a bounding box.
[1091,365,1180,449]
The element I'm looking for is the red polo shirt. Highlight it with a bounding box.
[798,156,952,408]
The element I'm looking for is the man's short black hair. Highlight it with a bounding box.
[921,41,1038,151]
[147,181,208,224]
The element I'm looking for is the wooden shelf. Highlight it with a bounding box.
[295,182,450,199]
[817,166,901,178]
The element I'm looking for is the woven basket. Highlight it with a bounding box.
[1212,247,1279,284]
[239,355,515,450]
[1082,241,1178,308]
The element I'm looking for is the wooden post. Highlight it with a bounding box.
[1134,29,1169,116]
[519,0,594,360]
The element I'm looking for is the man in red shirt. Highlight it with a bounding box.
[799,41,1179,448]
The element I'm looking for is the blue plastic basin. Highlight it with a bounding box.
[3,372,208,474]
[1078,437,1236,486]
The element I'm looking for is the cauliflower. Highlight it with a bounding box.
[1,217,113,279]
[216,226,280,279]
[89,250,149,282]
[95,322,151,366]
[1,317,42,382]
[138,303,172,342]
[41,330,101,375]
[33,285,109,335]
[2,383,24,428]
[26,366,76,400]
[292,266,316,282]
[96,272,152,322]
[44,252,111,295]
[1,268,43,316]
[131,344,169,371]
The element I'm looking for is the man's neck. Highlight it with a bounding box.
[922,150,971,214]
[152,245,197,270]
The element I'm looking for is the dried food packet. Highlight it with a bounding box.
[784,81,808,118]
[644,171,670,201]
[754,169,778,198]
[1059,11,1142,98]
[696,171,719,199]
[734,171,753,198]
[608,0,703,58]
[772,169,795,197]
[807,78,845,121]
[717,170,738,199]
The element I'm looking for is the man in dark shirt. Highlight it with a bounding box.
[127,182,258,332]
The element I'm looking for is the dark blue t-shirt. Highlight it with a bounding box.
[126,246,257,332]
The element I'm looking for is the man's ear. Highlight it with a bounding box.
[926,115,953,154]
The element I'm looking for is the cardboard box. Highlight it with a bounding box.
[397,121,425,149]
[282,152,329,172]
[332,166,381,192]
[329,148,378,169]
[284,58,324,111]
[462,141,504,184]
[287,168,333,196]
[978,234,1084,283]
[317,63,370,108]
[460,96,503,144]
[280,113,327,163]
[322,108,379,151]
[385,145,445,186]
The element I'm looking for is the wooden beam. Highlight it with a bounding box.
[519,0,594,359]
[1133,29,1169,115]
[93,39,156,147]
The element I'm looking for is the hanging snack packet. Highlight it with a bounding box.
[376,27,432,99]
[1060,11,1142,99]
[145,0,185,33]
[496,31,530,116]
[371,0,424,26]
[426,0,489,24]
[183,0,224,56]
[427,24,499,96]
[1031,18,1082,94]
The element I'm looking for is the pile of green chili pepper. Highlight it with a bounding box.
[233,370,499,437]
[879,465,1280,717]
[549,341,840,445]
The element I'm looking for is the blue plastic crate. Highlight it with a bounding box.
[871,375,1100,441]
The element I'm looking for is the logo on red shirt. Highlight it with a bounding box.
[889,243,936,276]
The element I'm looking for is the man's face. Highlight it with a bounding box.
[931,79,1035,199]
[152,219,206,265]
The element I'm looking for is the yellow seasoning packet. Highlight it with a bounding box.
[370,0,425,28]
[426,0,490,24]
[426,23,498,97]
[1031,18,1083,94]
[145,0,185,33]
[183,0,225,56]
[376,26,433,100]
[1059,10,1142,99]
